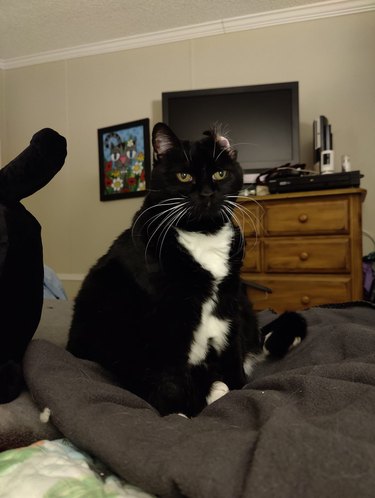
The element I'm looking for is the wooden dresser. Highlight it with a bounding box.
[239,188,366,312]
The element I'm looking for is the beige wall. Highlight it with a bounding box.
[2,12,375,298]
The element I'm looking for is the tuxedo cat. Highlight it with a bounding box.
[67,123,306,417]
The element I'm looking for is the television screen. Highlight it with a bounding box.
[162,82,300,174]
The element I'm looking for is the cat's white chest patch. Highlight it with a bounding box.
[176,224,234,365]
[176,223,233,280]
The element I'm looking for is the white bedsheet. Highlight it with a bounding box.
[0,438,154,498]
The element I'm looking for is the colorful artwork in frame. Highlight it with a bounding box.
[98,118,151,201]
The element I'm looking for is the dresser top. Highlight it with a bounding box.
[240,187,367,203]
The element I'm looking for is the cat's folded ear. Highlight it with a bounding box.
[152,123,181,157]
[203,129,237,160]
[215,134,237,160]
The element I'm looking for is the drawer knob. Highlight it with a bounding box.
[298,213,308,223]
[299,251,309,261]
[301,295,311,305]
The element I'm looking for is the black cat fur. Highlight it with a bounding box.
[68,123,306,417]
[0,128,67,403]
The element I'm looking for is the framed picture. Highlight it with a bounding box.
[98,118,151,201]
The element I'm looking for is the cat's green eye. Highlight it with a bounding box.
[212,170,228,181]
[177,172,193,183]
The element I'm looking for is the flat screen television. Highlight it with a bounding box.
[162,82,300,175]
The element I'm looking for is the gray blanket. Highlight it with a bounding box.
[0,301,374,496]
[17,301,375,498]
[0,300,70,450]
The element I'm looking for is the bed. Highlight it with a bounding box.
[1,299,375,497]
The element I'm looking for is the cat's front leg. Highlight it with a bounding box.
[147,375,187,416]
[203,341,248,407]
[147,368,207,417]
[218,337,249,391]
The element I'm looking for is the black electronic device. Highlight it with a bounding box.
[268,171,362,194]
[162,82,300,174]
[313,115,334,173]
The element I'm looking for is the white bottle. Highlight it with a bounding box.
[341,155,351,172]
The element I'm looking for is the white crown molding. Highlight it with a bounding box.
[1,0,374,70]
[224,0,375,31]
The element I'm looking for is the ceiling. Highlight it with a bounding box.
[0,0,347,61]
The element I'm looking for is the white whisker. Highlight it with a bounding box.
[144,203,189,264]
[225,195,265,232]
[214,146,231,162]
[224,200,258,239]
[221,205,245,258]
[213,140,259,162]
[145,202,188,235]
[132,197,187,240]
[154,205,188,247]
[226,195,262,232]
[228,141,259,148]
[182,145,190,164]
[157,206,190,263]
[226,194,265,214]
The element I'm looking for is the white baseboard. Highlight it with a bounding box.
[58,273,85,282]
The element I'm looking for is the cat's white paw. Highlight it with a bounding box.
[263,331,303,356]
[206,381,229,405]
[289,336,302,350]
[243,352,263,378]
[262,332,273,356]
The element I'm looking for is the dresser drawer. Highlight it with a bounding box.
[264,237,351,273]
[239,188,365,312]
[264,198,349,235]
[236,203,262,237]
[242,240,261,272]
[242,275,352,312]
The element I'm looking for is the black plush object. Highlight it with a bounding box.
[0,128,67,403]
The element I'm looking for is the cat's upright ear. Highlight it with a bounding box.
[152,123,181,157]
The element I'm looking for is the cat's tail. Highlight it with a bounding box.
[261,311,307,357]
